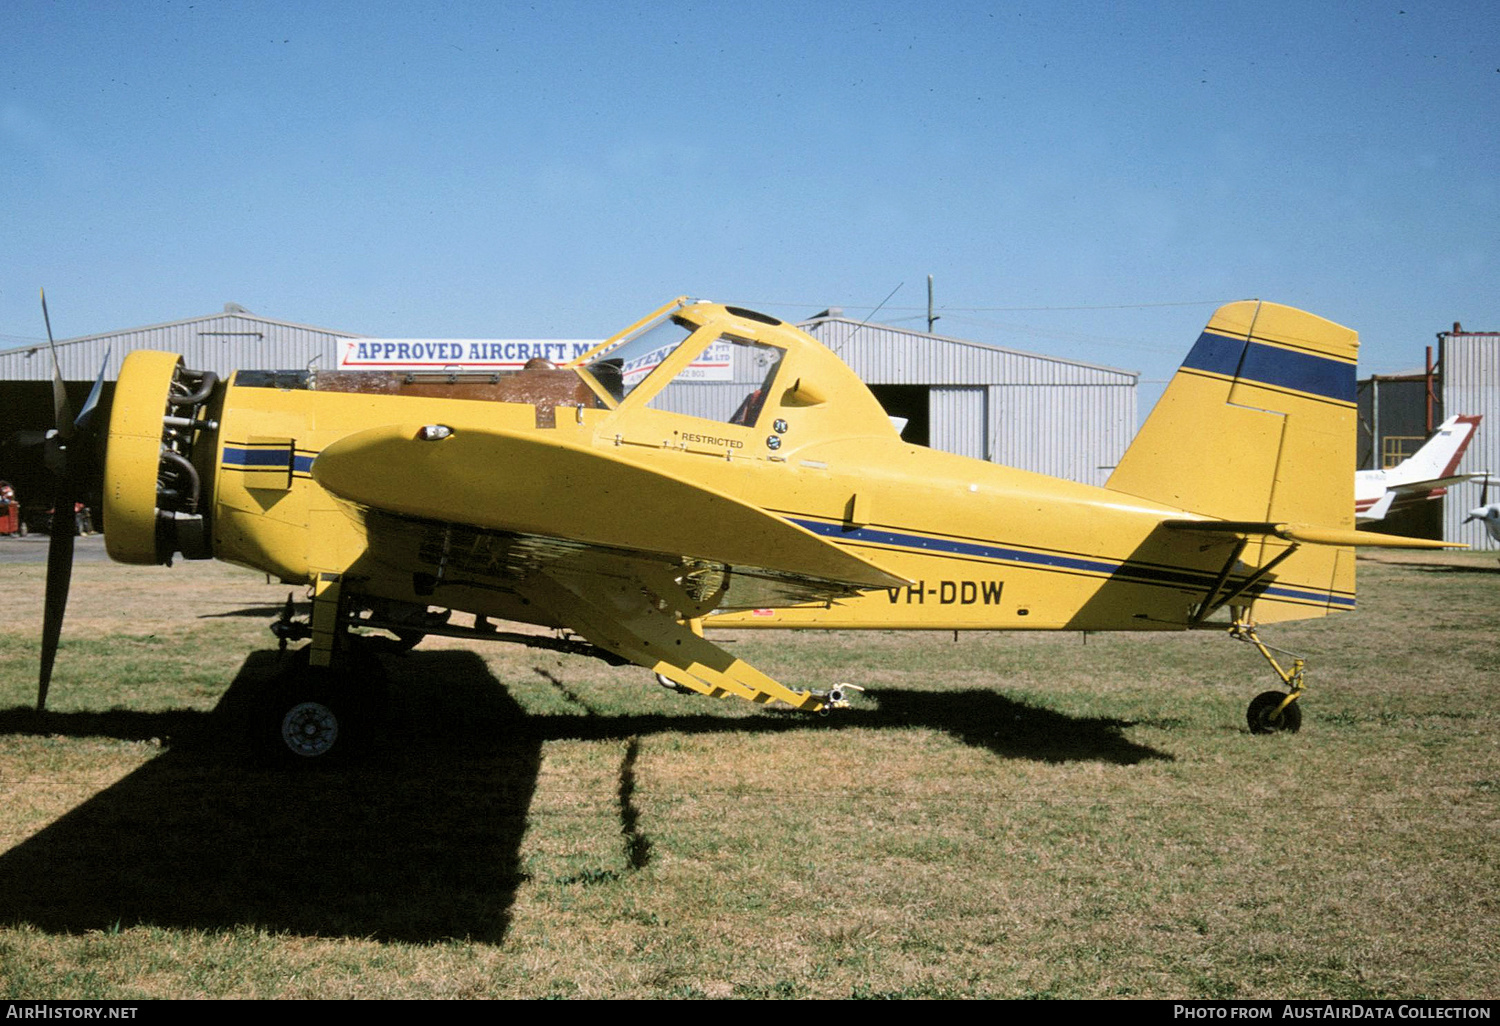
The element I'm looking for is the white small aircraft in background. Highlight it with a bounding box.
[1355,415,1482,523]
[1464,476,1500,543]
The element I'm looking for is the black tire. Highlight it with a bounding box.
[1247,690,1302,735]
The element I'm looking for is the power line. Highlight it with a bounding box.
[744,297,1232,315]
[937,313,1183,354]
[924,299,1233,313]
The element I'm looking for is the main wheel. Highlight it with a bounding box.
[1247,690,1302,735]
[268,683,352,761]
[263,652,385,762]
[261,642,393,763]
[278,693,342,758]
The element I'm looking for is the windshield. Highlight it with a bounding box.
[646,335,786,426]
[581,314,698,404]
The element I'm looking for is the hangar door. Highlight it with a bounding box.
[868,385,931,447]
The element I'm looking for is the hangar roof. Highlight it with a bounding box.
[0,305,362,382]
[797,314,1137,387]
[3,303,1139,390]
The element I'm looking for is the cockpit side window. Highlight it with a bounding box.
[646,335,786,426]
[581,314,698,405]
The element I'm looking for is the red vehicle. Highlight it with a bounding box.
[0,481,24,536]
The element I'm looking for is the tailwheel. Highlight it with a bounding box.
[1229,619,1308,736]
[1247,690,1302,735]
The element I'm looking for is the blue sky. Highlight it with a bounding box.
[3,1,1495,404]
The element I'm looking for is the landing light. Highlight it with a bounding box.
[418,424,454,441]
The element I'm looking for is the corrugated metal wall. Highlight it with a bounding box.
[930,387,987,460]
[0,312,359,382]
[648,383,749,422]
[1441,332,1500,548]
[988,385,1136,487]
[802,317,1137,486]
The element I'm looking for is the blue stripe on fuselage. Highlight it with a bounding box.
[222,447,285,467]
[1180,331,1355,404]
[222,446,315,475]
[793,518,1120,576]
[790,517,1354,609]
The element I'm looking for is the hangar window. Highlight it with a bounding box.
[647,335,785,426]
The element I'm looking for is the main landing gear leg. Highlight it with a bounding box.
[1229,616,1305,735]
[307,573,344,669]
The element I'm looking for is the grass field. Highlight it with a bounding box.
[0,549,1496,999]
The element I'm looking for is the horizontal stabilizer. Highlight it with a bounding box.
[1388,475,1475,494]
[1164,519,1464,549]
[313,423,907,590]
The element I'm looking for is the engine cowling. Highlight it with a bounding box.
[104,350,218,564]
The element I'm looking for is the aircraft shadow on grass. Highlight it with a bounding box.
[196,603,309,619]
[0,648,1168,944]
[1400,562,1500,575]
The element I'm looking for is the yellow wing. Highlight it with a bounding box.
[311,422,907,604]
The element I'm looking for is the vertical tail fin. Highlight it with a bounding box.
[1108,301,1359,623]
[1107,300,1357,527]
[1387,414,1482,485]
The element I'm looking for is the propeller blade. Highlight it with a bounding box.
[74,347,111,436]
[32,298,111,711]
[40,288,76,437]
[38,488,79,711]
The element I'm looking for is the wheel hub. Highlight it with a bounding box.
[281,701,339,758]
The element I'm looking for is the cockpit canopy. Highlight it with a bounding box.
[578,304,785,426]
[570,299,897,441]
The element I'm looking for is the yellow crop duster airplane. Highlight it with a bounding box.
[27,294,1453,758]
